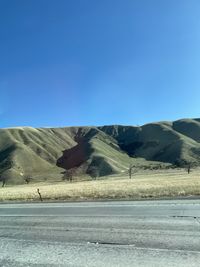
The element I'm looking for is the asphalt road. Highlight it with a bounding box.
[0,200,200,266]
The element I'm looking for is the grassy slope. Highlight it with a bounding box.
[0,127,77,184]
[1,118,200,185]
[101,119,200,165]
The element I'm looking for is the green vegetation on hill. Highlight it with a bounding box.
[1,118,200,185]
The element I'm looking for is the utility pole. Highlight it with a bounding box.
[187,164,191,174]
[129,164,134,179]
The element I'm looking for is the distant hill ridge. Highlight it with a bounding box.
[1,118,200,184]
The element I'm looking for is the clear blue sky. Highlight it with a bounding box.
[0,0,200,127]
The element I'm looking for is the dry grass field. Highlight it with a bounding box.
[0,169,200,201]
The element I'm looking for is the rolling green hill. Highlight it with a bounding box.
[1,118,200,185]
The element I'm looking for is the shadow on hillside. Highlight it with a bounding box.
[56,141,93,170]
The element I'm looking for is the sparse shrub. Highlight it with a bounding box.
[36,147,42,156]
[62,169,74,182]
[87,166,99,180]
[174,159,188,168]
[24,176,31,184]
[1,178,5,187]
